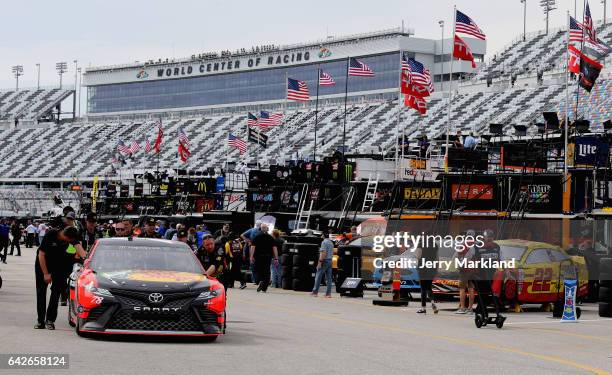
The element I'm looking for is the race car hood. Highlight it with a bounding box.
[95,269,211,293]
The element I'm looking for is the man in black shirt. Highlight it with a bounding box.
[82,213,99,252]
[9,219,22,256]
[197,235,227,278]
[34,226,80,330]
[176,229,197,253]
[140,217,162,238]
[250,224,278,293]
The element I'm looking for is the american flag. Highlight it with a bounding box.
[129,139,140,154]
[247,112,258,126]
[287,78,310,101]
[403,57,434,93]
[178,127,191,148]
[319,70,336,86]
[455,10,486,40]
[584,2,596,42]
[569,16,585,43]
[228,134,247,154]
[258,111,283,128]
[116,140,131,155]
[348,57,374,77]
[144,137,152,153]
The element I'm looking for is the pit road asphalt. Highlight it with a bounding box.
[0,248,611,375]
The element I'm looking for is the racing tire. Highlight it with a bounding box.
[292,278,314,292]
[281,266,291,278]
[282,242,294,254]
[292,266,314,279]
[286,236,322,245]
[599,302,612,317]
[598,286,612,302]
[68,302,76,328]
[281,254,292,266]
[0,275,2,289]
[281,277,292,290]
[75,318,92,338]
[293,254,317,267]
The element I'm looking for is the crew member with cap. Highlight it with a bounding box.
[176,228,197,252]
[140,217,162,238]
[59,210,87,305]
[82,213,99,253]
[34,226,81,330]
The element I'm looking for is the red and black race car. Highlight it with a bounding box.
[68,237,226,340]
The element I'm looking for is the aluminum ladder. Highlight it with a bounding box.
[361,174,379,212]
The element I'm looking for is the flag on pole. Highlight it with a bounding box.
[584,2,596,42]
[247,112,258,126]
[153,120,163,153]
[455,10,486,40]
[319,71,336,86]
[403,56,434,93]
[287,78,310,101]
[129,139,140,154]
[568,45,582,74]
[569,16,586,43]
[258,111,283,129]
[116,140,131,155]
[348,57,374,76]
[453,35,477,68]
[228,134,247,154]
[144,137,152,153]
[404,94,427,114]
[578,51,604,92]
[178,127,191,148]
[401,73,431,98]
[178,141,191,163]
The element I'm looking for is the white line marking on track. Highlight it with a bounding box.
[506,319,612,325]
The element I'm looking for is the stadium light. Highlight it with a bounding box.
[539,0,557,34]
[520,0,527,41]
[11,65,23,91]
[56,62,68,89]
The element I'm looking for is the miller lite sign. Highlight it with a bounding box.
[574,137,609,166]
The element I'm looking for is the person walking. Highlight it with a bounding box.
[311,230,334,298]
[34,226,80,330]
[241,221,262,284]
[37,221,48,245]
[249,224,278,293]
[415,245,439,314]
[0,219,10,263]
[9,219,22,257]
[25,220,37,248]
[271,229,285,288]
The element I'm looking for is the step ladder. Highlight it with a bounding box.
[361,174,379,212]
[337,185,355,230]
[295,184,312,230]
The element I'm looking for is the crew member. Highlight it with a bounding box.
[140,217,162,238]
[250,224,278,293]
[311,230,334,297]
[197,235,227,279]
[9,219,22,256]
[82,213,99,252]
[225,236,246,289]
[473,229,504,318]
[176,228,197,252]
[34,226,80,330]
[25,220,37,248]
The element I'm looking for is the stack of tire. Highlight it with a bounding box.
[599,258,612,317]
[280,236,323,292]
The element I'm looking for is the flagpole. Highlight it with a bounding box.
[444,6,456,172]
[395,50,404,179]
[574,0,587,122]
[314,67,320,162]
[565,11,570,182]
[283,70,288,164]
[342,57,350,158]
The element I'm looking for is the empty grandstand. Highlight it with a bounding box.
[0,22,609,183]
[0,88,74,127]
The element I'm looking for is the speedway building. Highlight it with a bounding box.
[82,28,485,115]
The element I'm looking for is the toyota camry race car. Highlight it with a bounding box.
[68,238,226,339]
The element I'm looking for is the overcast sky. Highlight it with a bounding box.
[0,0,606,89]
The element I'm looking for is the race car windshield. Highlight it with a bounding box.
[499,246,524,262]
[89,245,202,274]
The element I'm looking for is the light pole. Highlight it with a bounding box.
[36,63,40,89]
[539,0,557,34]
[56,62,67,89]
[521,0,527,41]
[12,65,23,91]
[73,60,78,119]
[77,67,82,117]
[439,20,444,92]
[603,0,607,25]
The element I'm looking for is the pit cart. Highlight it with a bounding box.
[473,270,507,329]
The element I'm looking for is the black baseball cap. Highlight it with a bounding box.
[86,213,97,222]
[177,229,188,238]
[64,211,76,220]
[145,217,156,225]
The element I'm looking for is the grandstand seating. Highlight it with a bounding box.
[0,88,72,122]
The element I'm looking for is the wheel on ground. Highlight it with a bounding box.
[599,302,612,317]
[281,266,291,278]
[68,302,76,328]
[576,307,582,319]
[495,316,506,329]
[474,314,484,328]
